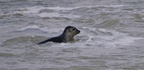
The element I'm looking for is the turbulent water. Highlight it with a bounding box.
[1,0,144,70]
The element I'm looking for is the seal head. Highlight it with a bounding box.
[37,26,80,44]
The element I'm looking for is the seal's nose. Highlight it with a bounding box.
[77,29,80,34]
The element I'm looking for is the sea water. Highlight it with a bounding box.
[0,0,144,70]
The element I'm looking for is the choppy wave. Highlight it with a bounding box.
[2,27,142,48]
[1,27,143,69]
[1,0,144,69]
[15,5,126,13]
[81,27,142,48]
[13,6,81,19]
[11,5,128,19]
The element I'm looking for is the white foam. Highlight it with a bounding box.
[14,6,80,19]
[18,25,48,33]
[45,6,76,11]
[38,12,80,18]
[20,25,40,31]
[83,28,142,48]
[94,5,125,8]
[15,6,77,14]
[15,5,126,14]
[12,5,127,19]
[107,36,141,46]
[18,25,65,34]
[99,35,141,48]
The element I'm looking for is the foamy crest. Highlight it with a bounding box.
[13,5,127,18]
[14,6,80,19]
[38,12,80,18]
[83,27,142,48]
[16,25,49,33]
[17,6,75,14]
[18,25,64,34]
[20,25,40,31]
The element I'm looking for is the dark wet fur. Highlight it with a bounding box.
[37,35,64,44]
[37,26,80,44]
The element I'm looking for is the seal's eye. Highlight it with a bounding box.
[72,28,76,31]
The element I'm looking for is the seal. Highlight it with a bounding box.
[37,26,80,44]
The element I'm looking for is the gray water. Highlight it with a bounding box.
[1,0,144,70]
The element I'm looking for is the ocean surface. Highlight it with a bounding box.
[1,0,144,70]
